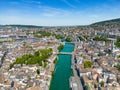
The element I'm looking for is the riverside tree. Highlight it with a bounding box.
[9,48,53,69]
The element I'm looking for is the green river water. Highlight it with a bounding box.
[50,43,74,90]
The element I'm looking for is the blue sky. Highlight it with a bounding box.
[0,0,120,26]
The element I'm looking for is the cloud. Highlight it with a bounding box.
[38,6,62,12]
[38,5,72,17]
[20,0,41,5]
[1,0,120,26]
[61,0,76,8]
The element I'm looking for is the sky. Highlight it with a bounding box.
[0,0,120,26]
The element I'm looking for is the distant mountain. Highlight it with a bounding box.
[5,25,44,28]
[1,18,120,29]
[3,25,66,28]
[90,18,120,26]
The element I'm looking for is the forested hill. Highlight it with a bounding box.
[90,18,120,26]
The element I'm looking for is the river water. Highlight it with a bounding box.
[50,43,74,90]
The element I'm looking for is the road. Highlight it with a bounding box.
[71,54,83,90]
[0,50,8,68]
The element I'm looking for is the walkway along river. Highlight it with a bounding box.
[50,43,74,90]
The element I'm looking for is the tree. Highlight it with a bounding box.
[43,62,47,68]
[36,69,40,75]
[51,71,54,76]
[93,35,109,42]
[47,42,50,44]
[53,58,58,64]
[9,63,14,69]
[27,75,31,80]
[34,31,52,37]
[66,38,72,42]
[0,41,3,44]
[55,35,63,39]
[78,36,85,41]
[57,45,64,51]
[115,64,120,71]
[84,61,92,68]
[99,81,104,87]
[9,48,52,69]
[115,38,120,48]
[23,42,27,46]
[35,51,40,56]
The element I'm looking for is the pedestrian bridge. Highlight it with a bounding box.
[57,52,72,55]
[65,42,80,44]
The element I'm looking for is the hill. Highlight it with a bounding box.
[5,25,44,28]
[90,18,120,26]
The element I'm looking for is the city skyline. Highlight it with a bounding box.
[0,0,120,26]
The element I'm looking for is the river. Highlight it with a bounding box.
[50,43,74,90]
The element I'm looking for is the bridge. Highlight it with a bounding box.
[65,42,80,44]
[57,52,72,55]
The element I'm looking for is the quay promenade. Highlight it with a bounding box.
[70,54,83,90]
